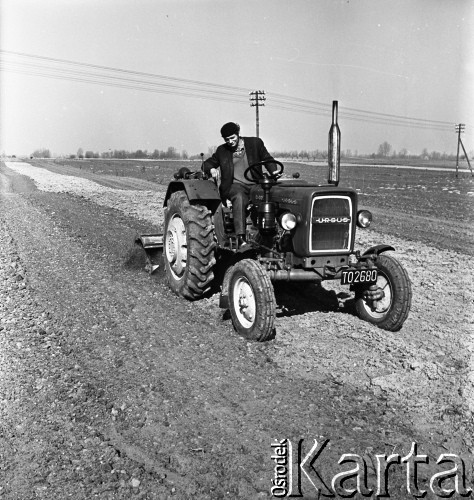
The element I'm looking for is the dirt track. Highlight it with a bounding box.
[1,160,473,499]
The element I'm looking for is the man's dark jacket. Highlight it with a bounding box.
[202,137,275,199]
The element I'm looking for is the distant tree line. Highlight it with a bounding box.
[273,143,461,161]
[32,142,470,161]
[71,147,189,160]
[374,141,459,161]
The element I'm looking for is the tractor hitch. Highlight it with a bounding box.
[135,234,164,274]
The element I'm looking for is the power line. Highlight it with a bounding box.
[269,98,454,131]
[0,50,462,133]
[0,50,250,94]
[0,65,250,106]
[0,65,251,107]
[270,91,454,127]
[267,102,453,132]
[0,58,248,102]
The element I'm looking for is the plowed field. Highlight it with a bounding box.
[1,159,473,499]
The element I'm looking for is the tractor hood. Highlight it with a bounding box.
[250,181,357,211]
[250,182,359,257]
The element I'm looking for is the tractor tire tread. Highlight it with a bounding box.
[164,191,216,300]
[229,259,276,342]
[355,254,412,332]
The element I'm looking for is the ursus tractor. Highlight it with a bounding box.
[136,101,412,341]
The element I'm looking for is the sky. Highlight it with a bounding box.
[0,0,472,158]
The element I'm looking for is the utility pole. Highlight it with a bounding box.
[249,90,265,137]
[455,123,473,177]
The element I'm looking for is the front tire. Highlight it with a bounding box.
[228,259,276,341]
[164,191,216,299]
[354,254,412,331]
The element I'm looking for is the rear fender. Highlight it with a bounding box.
[164,180,221,212]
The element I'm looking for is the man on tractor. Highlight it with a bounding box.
[136,102,412,340]
[202,121,277,248]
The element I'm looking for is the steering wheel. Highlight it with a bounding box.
[243,159,284,183]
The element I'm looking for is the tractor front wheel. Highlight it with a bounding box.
[228,259,276,341]
[354,254,412,331]
[164,191,216,299]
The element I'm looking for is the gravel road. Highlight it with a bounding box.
[1,161,473,499]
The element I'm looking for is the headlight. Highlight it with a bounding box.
[357,210,372,228]
[279,212,297,230]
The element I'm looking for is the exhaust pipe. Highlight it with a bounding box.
[328,100,340,186]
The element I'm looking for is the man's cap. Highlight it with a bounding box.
[220,122,240,138]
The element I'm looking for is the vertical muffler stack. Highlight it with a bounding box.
[328,100,340,186]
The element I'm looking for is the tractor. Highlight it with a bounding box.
[136,101,412,341]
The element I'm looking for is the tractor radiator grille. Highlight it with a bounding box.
[310,195,352,252]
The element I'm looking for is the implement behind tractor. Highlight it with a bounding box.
[136,101,412,341]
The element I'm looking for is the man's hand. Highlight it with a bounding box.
[210,168,219,178]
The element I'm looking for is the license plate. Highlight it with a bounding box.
[341,268,378,285]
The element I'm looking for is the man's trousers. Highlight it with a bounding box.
[227,183,252,235]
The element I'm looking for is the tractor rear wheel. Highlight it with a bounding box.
[354,254,412,331]
[228,259,276,341]
[164,191,216,299]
